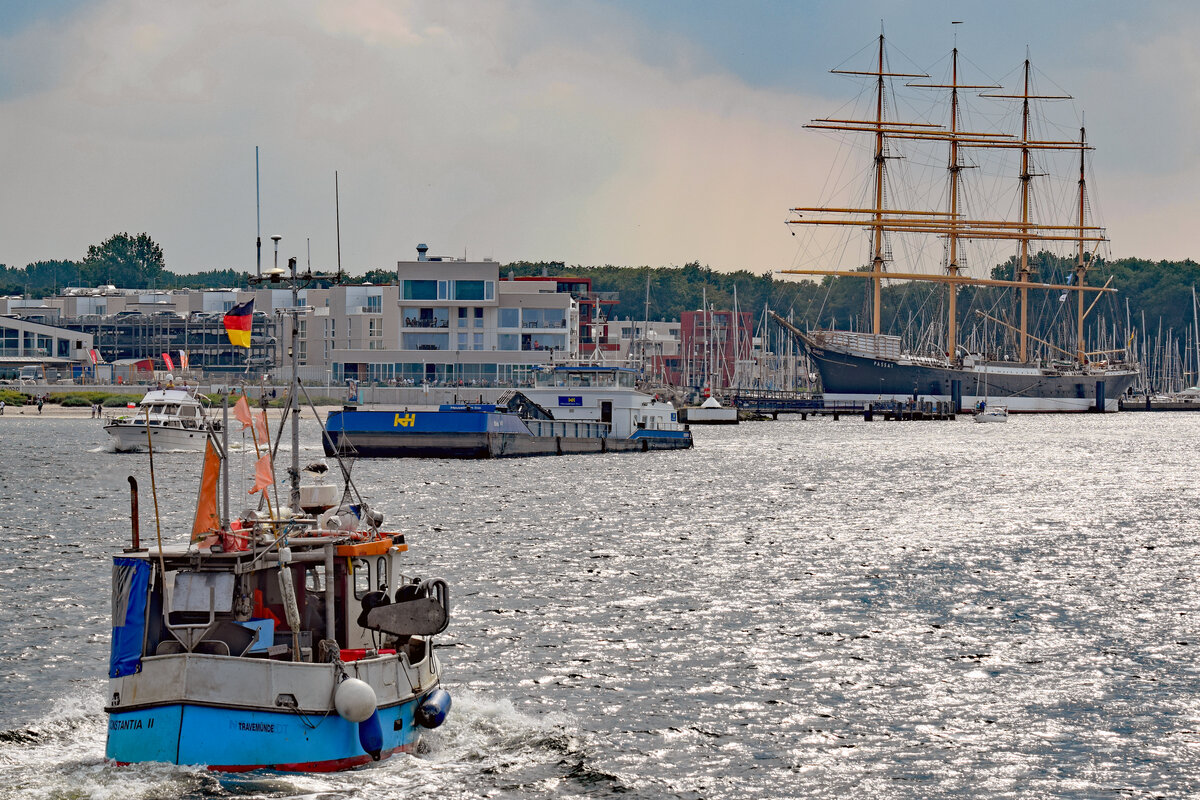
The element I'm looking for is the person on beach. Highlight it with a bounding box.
[37,395,43,414]
[0,400,5,415]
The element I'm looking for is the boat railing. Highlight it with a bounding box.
[524,419,611,439]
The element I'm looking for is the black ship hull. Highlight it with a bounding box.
[803,334,1138,413]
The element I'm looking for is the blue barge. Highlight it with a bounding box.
[324,366,692,458]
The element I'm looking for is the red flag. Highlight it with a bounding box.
[255,409,270,446]
[88,349,99,365]
[248,453,274,495]
[233,395,253,431]
[162,352,175,371]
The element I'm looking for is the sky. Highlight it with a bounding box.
[0,0,1195,277]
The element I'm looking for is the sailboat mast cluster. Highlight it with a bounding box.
[785,33,1137,413]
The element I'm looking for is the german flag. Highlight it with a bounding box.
[224,300,254,348]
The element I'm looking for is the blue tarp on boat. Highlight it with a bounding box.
[109,557,150,678]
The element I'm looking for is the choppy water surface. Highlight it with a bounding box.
[1,413,1198,799]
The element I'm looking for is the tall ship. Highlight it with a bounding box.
[784,33,1138,412]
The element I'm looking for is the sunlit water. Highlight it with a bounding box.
[1,413,1198,799]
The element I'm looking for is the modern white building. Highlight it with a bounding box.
[288,246,577,386]
[0,314,94,379]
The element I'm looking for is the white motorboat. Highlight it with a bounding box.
[104,388,222,451]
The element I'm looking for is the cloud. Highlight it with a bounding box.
[0,0,843,276]
[0,0,1189,277]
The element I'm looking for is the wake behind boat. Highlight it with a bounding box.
[104,387,222,451]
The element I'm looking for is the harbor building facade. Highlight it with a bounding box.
[297,247,579,386]
[0,315,94,380]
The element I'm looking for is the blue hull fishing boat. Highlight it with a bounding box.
[106,258,452,772]
[324,366,693,458]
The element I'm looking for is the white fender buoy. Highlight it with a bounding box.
[335,678,377,723]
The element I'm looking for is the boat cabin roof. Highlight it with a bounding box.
[534,366,640,388]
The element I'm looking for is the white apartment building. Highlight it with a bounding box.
[287,246,578,386]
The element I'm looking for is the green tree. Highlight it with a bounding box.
[80,232,166,288]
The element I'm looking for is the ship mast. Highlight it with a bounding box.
[1017,59,1033,362]
[907,47,999,360]
[1076,124,1089,364]
[870,33,886,335]
[782,38,1112,351]
[819,33,929,334]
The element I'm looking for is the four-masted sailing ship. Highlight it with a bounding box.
[785,34,1138,412]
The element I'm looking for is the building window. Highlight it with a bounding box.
[402,332,449,350]
[473,333,484,350]
[457,307,468,328]
[498,333,519,351]
[498,307,519,328]
[522,333,565,351]
[474,307,484,328]
[457,332,469,350]
[453,280,485,301]
[402,280,437,300]
[522,308,567,329]
[366,295,382,313]
[403,307,449,328]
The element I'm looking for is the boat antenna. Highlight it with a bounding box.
[288,256,302,512]
[256,146,262,281]
[335,171,343,284]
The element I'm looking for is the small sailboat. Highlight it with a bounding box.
[973,403,1008,423]
[973,366,1008,422]
[105,260,451,771]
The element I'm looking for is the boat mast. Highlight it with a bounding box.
[289,256,301,511]
[1017,58,1033,362]
[870,33,887,335]
[947,47,962,360]
[1075,124,1089,365]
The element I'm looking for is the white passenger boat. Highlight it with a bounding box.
[104,388,222,451]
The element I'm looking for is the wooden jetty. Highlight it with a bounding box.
[1119,395,1200,412]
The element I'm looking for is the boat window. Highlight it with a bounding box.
[305,564,324,593]
[376,557,388,591]
[353,559,371,599]
[620,372,637,388]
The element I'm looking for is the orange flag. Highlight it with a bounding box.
[233,395,253,432]
[254,409,270,447]
[248,453,274,494]
[190,439,222,542]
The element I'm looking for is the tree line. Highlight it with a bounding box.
[5,232,1200,351]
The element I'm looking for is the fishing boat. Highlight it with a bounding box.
[323,365,692,458]
[783,33,1138,413]
[104,387,223,451]
[105,258,452,771]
